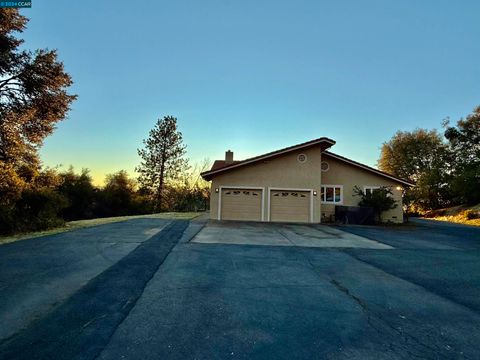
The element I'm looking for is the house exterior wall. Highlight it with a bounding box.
[209,145,323,222]
[208,149,406,224]
[321,154,404,223]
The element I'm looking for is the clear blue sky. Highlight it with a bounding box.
[23,0,480,184]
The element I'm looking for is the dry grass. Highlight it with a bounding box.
[424,204,480,227]
[0,212,202,245]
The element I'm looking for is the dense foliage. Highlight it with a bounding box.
[0,167,209,235]
[444,106,480,205]
[378,105,480,213]
[0,9,77,234]
[1,10,478,234]
[0,9,76,173]
[0,10,208,235]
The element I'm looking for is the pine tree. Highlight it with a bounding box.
[136,116,188,211]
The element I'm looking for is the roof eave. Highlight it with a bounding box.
[201,137,335,181]
[323,151,414,187]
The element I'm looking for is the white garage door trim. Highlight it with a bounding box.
[267,187,314,223]
[218,186,265,221]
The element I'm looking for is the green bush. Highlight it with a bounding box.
[58,168,97,220]
[0,205,15,234]
[13,188,68,233]
[166,185,209,212]
[353,186,398,223]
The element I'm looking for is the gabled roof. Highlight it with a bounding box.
[210,160,241,171]
[323,151,414,187]
[201,137,414,187]
[201,137,336,180]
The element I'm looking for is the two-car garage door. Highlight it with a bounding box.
[220,188,311,223]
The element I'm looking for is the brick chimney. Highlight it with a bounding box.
[225,150,234,163]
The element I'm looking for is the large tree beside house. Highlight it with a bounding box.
[0,9,76,233]
[444,106,480,205]
[136,116,188,211]
[377,129,452,211]
[0,9,76,171]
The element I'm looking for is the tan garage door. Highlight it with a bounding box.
[221,188,262,221]
[270,190,310,223]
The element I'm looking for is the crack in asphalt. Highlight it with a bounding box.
[329,278,450,360]
[344,250,480,316]
[272,227,456,360]
[191,224,476,359]
[143,284,336,294]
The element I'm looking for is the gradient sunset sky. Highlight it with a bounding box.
[23,1,480,185]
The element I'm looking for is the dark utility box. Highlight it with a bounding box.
[335,206,375,225]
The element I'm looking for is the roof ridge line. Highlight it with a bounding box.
[201,137,335,179]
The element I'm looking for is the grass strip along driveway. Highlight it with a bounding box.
[0,220,189,360]
[0,212,198,246]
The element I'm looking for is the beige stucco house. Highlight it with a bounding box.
[201,137,413,223]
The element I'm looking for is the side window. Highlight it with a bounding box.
[321,185,343,204]
[364,186,380,195]
[364,186,393,197]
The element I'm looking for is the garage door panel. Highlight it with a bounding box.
[221,188,262,221]
[270,190,310,223]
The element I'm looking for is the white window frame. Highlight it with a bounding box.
[321,185,343,204]
[218,186,265,221]
[364,185,394,197]
[267,187,314,223]
[364,186,380,195]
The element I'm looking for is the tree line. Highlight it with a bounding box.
[0,10,208,234]
[378,105,480,214]
[0,109,209,235]
[0,9,478,234]
[0,164,209,234]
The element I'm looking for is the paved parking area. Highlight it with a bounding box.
[96,220,480,360]
[193,221,392,249]
[0,218,171,341]
[1,218,479,359]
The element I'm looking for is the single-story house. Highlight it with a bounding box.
[200,137,413,223]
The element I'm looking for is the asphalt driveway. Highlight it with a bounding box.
[0,218,172,341]
[1,217,479,359]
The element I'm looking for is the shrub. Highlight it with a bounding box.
[58,168,97,220]
[15,188,68,232]
[166,185,209,212]
[95,170,139,217]
[353,186,398,223]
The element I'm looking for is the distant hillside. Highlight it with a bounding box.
[424,204,480,227]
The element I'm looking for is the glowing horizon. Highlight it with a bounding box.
[28,1,479,184]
